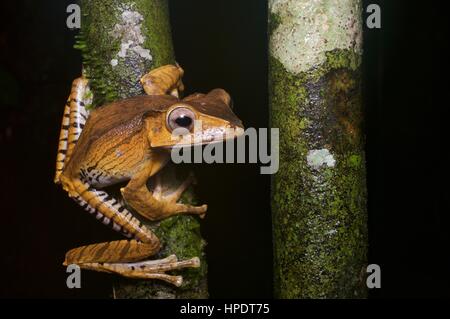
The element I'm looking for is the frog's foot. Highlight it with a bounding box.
[64,240,199,286]
[121,170,207,221]
[76,255,200,287]
[140,64,184,97]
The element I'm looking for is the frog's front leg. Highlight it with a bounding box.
[121,160,207,221]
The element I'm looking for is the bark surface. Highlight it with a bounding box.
[269,0,368,298]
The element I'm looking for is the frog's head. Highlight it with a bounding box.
[147,89,244,149]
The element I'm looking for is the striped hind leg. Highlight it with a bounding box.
[60,177,200,286]
[54,78,92,184]
[64,243,199,286]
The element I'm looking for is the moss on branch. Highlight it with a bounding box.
[269,0,368,299]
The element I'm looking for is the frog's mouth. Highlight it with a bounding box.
[164,125,245,149]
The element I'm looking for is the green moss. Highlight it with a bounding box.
[325,50,361,72]
[270,49,368,298]
[76,1,121,105]
[78,0,175,106]
[268,12,282,38]
[306,49,362,84]
[135,0,175,68]
[348,154,362,169]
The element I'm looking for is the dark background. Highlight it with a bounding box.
[0,0,447,298]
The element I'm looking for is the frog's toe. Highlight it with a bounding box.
[173,203,208,218]
[77,254,200,286]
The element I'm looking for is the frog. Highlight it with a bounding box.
[54,64,244,286]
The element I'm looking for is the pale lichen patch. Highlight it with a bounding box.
[307,149,336,169]
[110,8,152,67]
[325,229,338,236]
[269,0,363,74]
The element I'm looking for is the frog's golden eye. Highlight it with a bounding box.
[167,107,196,132]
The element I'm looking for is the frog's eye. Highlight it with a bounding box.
[167,107,196,132]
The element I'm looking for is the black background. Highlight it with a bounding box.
[0,0,447,298]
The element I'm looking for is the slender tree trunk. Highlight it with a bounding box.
[269,0,368,298]
[77,0,208,299]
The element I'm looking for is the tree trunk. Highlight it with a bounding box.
[77,0,208,299]
[269,0,368,298]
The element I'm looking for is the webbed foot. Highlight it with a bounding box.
[76,254,200,287]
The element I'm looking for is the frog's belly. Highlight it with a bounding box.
[80,168,130,188]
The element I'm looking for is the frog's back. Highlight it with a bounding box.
[65,95,177,176]
[84,95,177,139]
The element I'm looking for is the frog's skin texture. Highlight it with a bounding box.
[54,65,244,286]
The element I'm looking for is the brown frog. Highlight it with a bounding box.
[54,64,244,286]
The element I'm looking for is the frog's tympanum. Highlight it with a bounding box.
[54,65,244,286]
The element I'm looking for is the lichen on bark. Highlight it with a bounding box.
[77,0,207,299]
[76,0,174,106]
[269,0,368,299]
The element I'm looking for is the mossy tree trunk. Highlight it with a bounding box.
[77,0,207,298]
[269,0,368,298]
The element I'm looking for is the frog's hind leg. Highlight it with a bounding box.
[54,77,92,184]
[60,177,200,286]
[64,177,157,243]
[64,242,199,286]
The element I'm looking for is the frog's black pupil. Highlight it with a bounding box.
[175,115,192,127]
